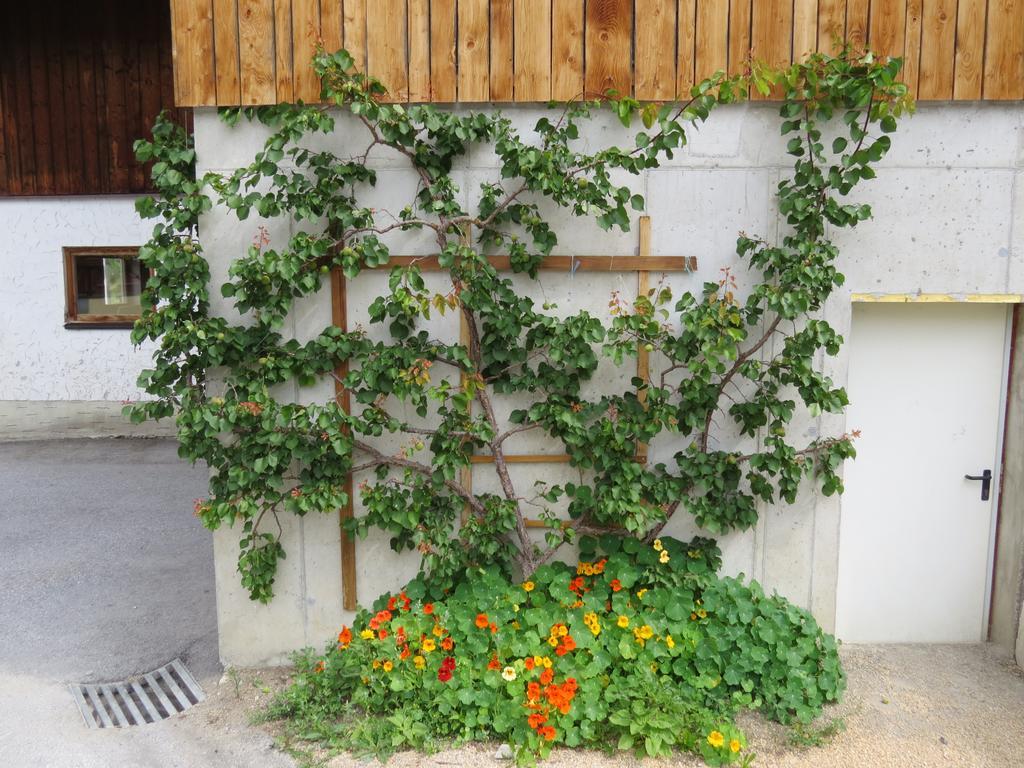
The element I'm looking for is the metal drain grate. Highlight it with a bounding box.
[70,658,205,728]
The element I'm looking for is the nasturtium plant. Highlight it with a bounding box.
[269,536,843,765]
[129,47,908,604]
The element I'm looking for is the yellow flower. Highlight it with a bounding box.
[541,656,553,668]
[659,550,670,564]
[653,539,663,552]
[557,625,568,637]
[547,636,559,647]
[360,629,375,640]
[582,563,595,576]
[501,666,517,681]
[422,638,436,652]
[413,655,426,670]
[650,662,658,673]
[617,615,630,628]
[730,739,741,753]
[697,608,707,619]
[382,660,393,672]
[708,731,725,749]
[372,659,381,670]
[523,581,535,592]
[432,625,444,637]
[533,655,544,666]
[665,634,676,649]
[637,589,648,599]
[638,624,654,640]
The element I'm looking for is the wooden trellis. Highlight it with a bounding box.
[331,215,696,609]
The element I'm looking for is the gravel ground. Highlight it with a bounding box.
[213,643,1024,768]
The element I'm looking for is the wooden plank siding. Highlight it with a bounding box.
[0,0,191,196]
[101,1,1024,107]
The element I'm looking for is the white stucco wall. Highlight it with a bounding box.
[0,196,173,439]
[194,102,1024,665]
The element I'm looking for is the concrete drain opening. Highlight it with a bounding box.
[71,658,205,728]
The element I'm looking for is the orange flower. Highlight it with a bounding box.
[527,682,541,701]
[423,603,434,615]
[432,624,444,637]
[527,712,547,730]
[555,635,576,657]
[475,613,489,629]
[490,622,498,634]
[524,657,535,671]
[399,645,411,660]
[337,626,352,647]
[539,668,554,685]
[378,629,388,640]
[441,637,454,651]
[487,654,501,671]
[610,579,622,592]
[314,660,325,673]
[539,726,556,741]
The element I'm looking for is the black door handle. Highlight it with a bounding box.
[964,469,992,501]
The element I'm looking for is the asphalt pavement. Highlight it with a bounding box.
[0,438,291,767]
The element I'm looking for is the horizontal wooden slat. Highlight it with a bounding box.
[159,0,1024,105]
[377,255,698,272]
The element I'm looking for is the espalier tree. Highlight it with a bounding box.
[130,48,909,602]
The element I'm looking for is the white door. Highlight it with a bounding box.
[836,303,1008,643]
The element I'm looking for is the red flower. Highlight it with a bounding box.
[490,622,498,635]
[441,656,456,671]
[437,668,452,682]
[555,635,576,657]
[487,654,501,671]
[423,603,434,615]
[475,613,489,629]
[337,626,352,647]
[378,629,388,640]
[399,645,411,660]
[440,637,454,651]
[387,596,397,611]
[610,579,622,592]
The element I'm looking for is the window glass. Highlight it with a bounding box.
[73,255,147,317]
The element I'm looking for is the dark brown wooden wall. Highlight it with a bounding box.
[0,1,192,197]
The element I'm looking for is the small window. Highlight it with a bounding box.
[63,247,149,328]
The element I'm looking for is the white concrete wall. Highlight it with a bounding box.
[0,197,170,439]
[194,102,1024,665]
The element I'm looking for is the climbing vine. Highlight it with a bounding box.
[129,48,910,602]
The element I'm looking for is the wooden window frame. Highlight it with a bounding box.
[62,246,147,329]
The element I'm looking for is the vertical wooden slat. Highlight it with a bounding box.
[845,0,869,51]
[321,0,343,53]
[491,0,515,100]
[274,0,294,102]
[983,0,1024,99]
[751,0,794,68]
[171,0,216,105]
[331,267,357,612]
[293,0,321,100]
[239,0,277,104]
[635,0,676,99]
[694,0,728,83]
[728,0,752,76]
[551,0,584,100]
[213,0,241,104]
[919,0,957,99]
[676,0,697,96]
[792,0,818,62]
[42,5,71,193]
[953,0,987,99]
[515,0,552,100]
[458,0,490,101]
[139,3,164,141]
[430,0,457,101]
[11,5,37,194]
[816,0,846,52]
[585,0,633,97]
[868,0,906,59]
[102,2,130,192]
[27,5,54,194]
[408,0,432,101]
[902,0,924,94]
[0,13,13,193]
[367,0,408,100]
[343,0,367,73]
[122,5,146,191]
